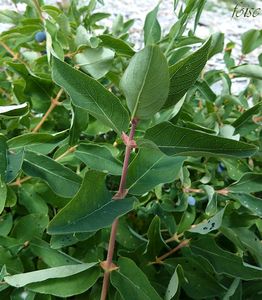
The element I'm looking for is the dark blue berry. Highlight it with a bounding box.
[187,196,196,206]
[35,31,46,43]
[217,162,225,173]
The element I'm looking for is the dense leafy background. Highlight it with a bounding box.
[0,0,261,299]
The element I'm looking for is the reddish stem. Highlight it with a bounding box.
[100,118,138,300]
[118,118,138,195]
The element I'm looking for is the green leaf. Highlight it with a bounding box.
[143,3,161,45]
[69,105,89,146]
[48,171,135,234]
[0,247,23,274]
[221,158,250,181]
[165,255,226,298]
[188,207,225,234]
[7,131,68,150]
[5,149,24,183]
[165,265,181,300]
[99,34,135,57]
[22,151,82,198]
[0,178,7,214]
[19,184,49,215]
[229,228,262,267]
[195,79,217,102]
[228,173,262,193]
[26,267,100,297]
[11,214,49,241]
[29,239,81,267]
[191,237,262,280]
[4,263,97,287]
[6,62,54,112]
[116,218,147,250]
[223,278,241,300]
[241,29,262,54]
[144,216,168,259]
[75,143,123,175]
[208,32,224,59]
[111,257,162,300]
[232,65,262,80]
[203,185,217,216]
[75,47,114,79]
[177,207,196,233]
[0,135,7,179]
[0,213,13,236]
[120,45,169,119]
[229,193,262,218]
[0,9,22,24]
[0,103,29,118]
[126,148,184,195]
[144,122,258,158]
[88,12,110,26]
[164,37,211,108]
[52,56,129,135]
[232,102,262,133]
[50,232,95,249]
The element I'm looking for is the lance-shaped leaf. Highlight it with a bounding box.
[26,267,100,297]
[22,151,82,198]
[7,130,68,150]
[228,173,262,194]
[126,148,184,195]
[164,37,211,108]
[144,216,168,259]
[48,171,135,235]
[229,193,262,218]
[0,102,29,118]
[4,263,97,287]
[188,207,225,234]
[99,34,135,57]
[191,237,262,280]
[75,47,114,79]
[143,3,161,45]
[52,56,129,135]
[232,65,262,80]
[69,105,89,146]
[120,45,169,119]
[165,256,227,298]
[5,149,24,183]
[232,102,262,133]
[111,257,162,300]
[0,178,7,214]
[75,143,123,175]
[30,238,81,267]
[144,122,258,158]
[0,134,7,178]
[241,29,262,54]
[4,261,100,297]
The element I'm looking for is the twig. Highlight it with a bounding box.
[183,187,203,193]
[237,54,245,66]
[165,232,184,243]
[153,239,191,264]
[32,89,63,133]
[183,187,229,196]
[32,0,44,21]
[54,146,77,161]
[0,41,25,65]
[9,176,32,187]
[100,118,139,300]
